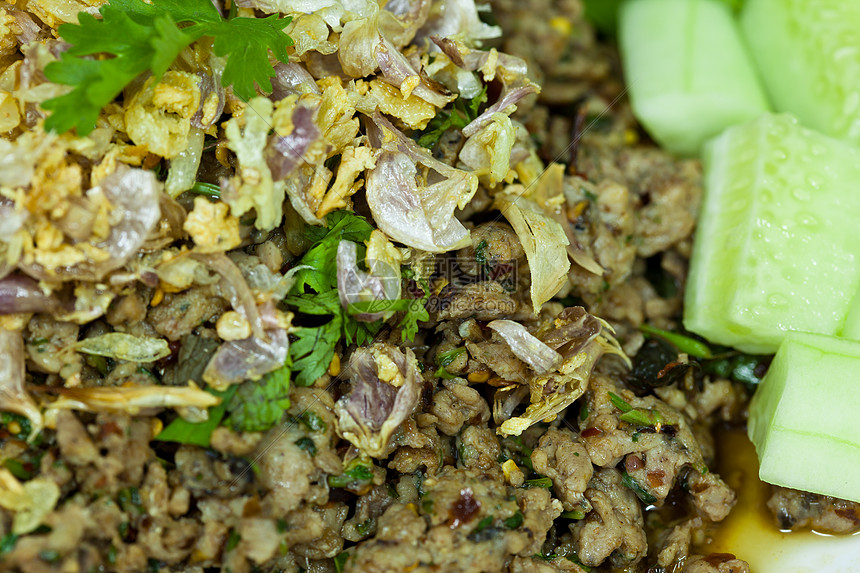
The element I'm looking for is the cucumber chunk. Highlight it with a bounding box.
[748,332,860,504]
[619,0,769,156]
[741,0,860,145]
[684,113,860,354]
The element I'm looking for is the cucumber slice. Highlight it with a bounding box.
[684,113,860,354]
[618,0,769,156]
[741,0,860,145]
[748,331,860,503]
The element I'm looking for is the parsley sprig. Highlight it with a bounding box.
[42,0,293,135]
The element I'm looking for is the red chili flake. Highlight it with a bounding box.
[646,469,665,489]
[625,455,644,472]
[581,427,602,438]
[99,420,123,439]
[657,361,682,379]
[449,487,481,529]
[834,508,860,526]
[704,553,736,566]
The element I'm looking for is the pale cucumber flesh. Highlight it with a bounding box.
[684,113,860,354]
[748,332,860,503]
[619,0,769,156]
[741,0,860,145]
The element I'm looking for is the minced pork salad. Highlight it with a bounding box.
[0,0,858,572]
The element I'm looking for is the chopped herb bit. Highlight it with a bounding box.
[225,529,241,552]
[155,385,237,447]
[608,392,633,413]
[295,437,317,456]
[355,519,373,536]
[421,498,435,513]
[434,366,459,379]
[475,239,489,265]
[333,551,349,573]
[436,347,466,367]
[619,409,656,427]
[386,482,399,499]
[639,324,713,359]
[467,515,500,542]
[559,510,586,520]
[328,461,374,488]
[188,181,221,198]
[299,411,326,432]
[85,354,111,375]
[276,518,288,533]
[566,553,592,571]
[522,477,553,489]
[503,511,524,529]
[117,486,143,515]
[579,404,590,422]
[621,469,657,504]
[3,459,32,481]
[473,516,494,533]
[704,352,771,386]
[107,545,118,565]
[0,533,17,554]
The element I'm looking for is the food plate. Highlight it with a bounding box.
[708,430,860,572]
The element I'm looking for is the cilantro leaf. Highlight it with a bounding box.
[198,15,293,99]
[43,0,292,135]
[154,385,237,447]
[398,292,429,343]
[291,211,375,294]
[284,210,429,385]
[417,86,488,148]
[290,316,341,387]
[225,363,291,432]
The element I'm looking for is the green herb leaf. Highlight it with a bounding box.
[621,469,657,504]
[474,239,489,265]
[434,365,458,379]
[289,316,341,387]
[292,211,374,294]
[225,529,241,552]
[619,409,655,427]
[333,551,349,573]
[559,510,585,520]
[0,533,17,555]
[295,437,317,456]
[3,459,32,481]
[417,86,488,148]
[328,460,374,488]
[436,347,466,367]
[225,363,291,432]
[607,392,633,413]
[155,385,237,447]
[639,324,713,359]
[522,477,553,489]
[503,511,524,529]
[43,0,292,135]
[188,181,221,198]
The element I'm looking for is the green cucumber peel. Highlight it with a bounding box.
[619,0,769,156]
[741,0,860,145]
[684,113,860,354]
[748,332,860,503]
